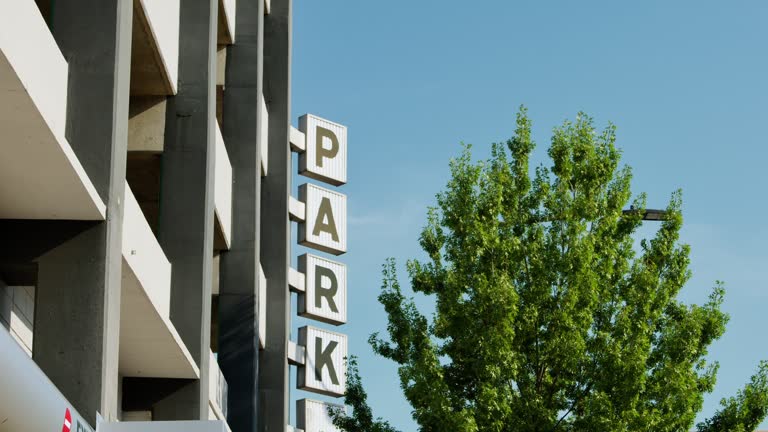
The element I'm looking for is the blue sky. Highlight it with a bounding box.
[290,1,768,430]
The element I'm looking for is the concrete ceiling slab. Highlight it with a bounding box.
[119,260,200,379]
[119,183,198,379]
[0,1,105,220]
[218,0,236,45]
[213,121,232,251]
[130,0,179,95]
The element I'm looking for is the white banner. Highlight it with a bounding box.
[0,328,94,432]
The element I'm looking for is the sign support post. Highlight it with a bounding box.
[287,112,349,432]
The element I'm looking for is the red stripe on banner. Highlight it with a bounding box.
[62,408,72,432]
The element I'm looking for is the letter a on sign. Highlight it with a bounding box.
[298,326,347,397]
[299,114,347,186]
[298,254,347,325]
[299,183,347,255]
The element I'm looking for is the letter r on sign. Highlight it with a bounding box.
[298,254,347,325]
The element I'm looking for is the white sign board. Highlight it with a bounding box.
[0,328,94,432]
[297,326,347,397]
[97,421,228,432]
[299,114,347,186]
[298,254,347,325]
[296,399,343,432]
[298,183,347,255]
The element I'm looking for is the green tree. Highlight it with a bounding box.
[331,107,768,432]
[328,357,400,432]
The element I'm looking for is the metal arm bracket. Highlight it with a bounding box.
[288,267,305,293]
[288,196,305,222]
[289,126,305,153]
[287,340,306,366]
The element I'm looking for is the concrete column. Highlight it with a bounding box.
[259,0,292,430]
[33,0,133,425]
[218,0,265,430]
[153,0,218,421]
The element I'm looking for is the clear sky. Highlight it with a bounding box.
[290,1,768,430]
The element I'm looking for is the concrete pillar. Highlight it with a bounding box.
[153,0,218,421]
[218,0,265,430]
[259,0,292,430]
[33,0,133,425]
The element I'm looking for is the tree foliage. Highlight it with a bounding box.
[328,356,400,432]
[697,361,768,432]
[332,107,768,432]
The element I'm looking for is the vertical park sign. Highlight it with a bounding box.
[289,114,348,432]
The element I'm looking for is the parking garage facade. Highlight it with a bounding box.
[0,1,344,431]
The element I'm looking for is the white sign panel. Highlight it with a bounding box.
[0,328,94,432]
[296,399,343,432]
[298,326,347,397]
[299,114,347,186]
[98,421,228,432]
[298,254,347,325]
[299,183,347,255]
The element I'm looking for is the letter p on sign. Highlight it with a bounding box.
[299,114,347,186]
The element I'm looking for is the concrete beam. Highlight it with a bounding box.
[153,0,218,421]
[32,0,133,426]
[128,97,168,152]
[217,0,265,429]
[258,0,292,430]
